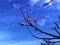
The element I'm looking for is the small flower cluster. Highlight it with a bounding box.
[20,18,37,26]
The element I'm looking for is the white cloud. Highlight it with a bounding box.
[30,0,39,6]
[13,3,20,9]
[30,0,39,3]
[45,0,51,3]
[38,19,46,26]
[0,40,42,45]
[0,32,10,40]
[0,32,42,45]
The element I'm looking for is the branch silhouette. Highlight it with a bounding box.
[20,0,60,44]
[42,0,53,7]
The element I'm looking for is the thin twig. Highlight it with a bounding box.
[42,0,53,7]
[28,23,60,38]
[27,28,60,40]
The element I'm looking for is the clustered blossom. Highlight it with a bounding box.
[21,18,37,26]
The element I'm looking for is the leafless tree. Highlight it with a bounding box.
[20,0,60,45]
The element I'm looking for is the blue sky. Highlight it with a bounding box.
[0,0,60,45]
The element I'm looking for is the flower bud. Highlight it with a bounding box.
[21,23,25,26]
[26,18,30,22]
[34,18,37,23]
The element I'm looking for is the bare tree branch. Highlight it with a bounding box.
[20,5,60,38]
[52,26,60,35]
[42,0,53,7]
[28,23,60,38]
[27,27,60,40]
[20,0,60,44]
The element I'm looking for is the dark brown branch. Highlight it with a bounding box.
[52,41,60,43]
[20,7,60,39]
[53,22,60,35]
[20,7,31,23]
[20,2,60,44]
[42,0,53,7]
[28,23,60,38]
[27,28,60,40]
[20,7,26,19]
[52,27,60,35]
[54,22,60,29]
[26,3,29,18]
